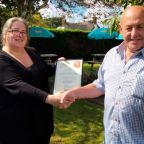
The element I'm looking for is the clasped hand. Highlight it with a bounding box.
[46,90,76,109]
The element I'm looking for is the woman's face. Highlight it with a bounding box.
[5,21,28,49]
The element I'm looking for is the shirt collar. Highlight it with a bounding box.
[116,41,144,58]
[116,42,125,54]
[116,42,125,60]
[141,48,144,57]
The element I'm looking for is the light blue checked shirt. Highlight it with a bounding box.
[93,42,144,144]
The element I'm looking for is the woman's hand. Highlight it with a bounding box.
[45,92,75,109]
[57,57,65,60]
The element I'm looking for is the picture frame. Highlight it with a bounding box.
[53,59,83,94]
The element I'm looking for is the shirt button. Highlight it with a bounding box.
[114,133,118,137]
[115,118,120,123]
[118,86,121,89]
[115,100,120,105]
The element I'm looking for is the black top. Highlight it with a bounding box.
[0,47,55,144]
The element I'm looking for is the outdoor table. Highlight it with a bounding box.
[87,54,105,71]
[41,53,58,64]
[91,54,105,61]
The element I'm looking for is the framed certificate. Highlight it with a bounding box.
[53,59,83,94]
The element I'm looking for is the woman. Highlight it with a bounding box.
[0,17,72,144]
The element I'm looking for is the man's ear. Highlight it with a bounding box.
[118,24,122,34]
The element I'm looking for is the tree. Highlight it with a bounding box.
[103,0,144,8]
[0,0,49,29]
[102,0,144,32]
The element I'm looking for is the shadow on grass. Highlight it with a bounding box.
[51,100,104,144]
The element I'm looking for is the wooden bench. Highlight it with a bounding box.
[87,54,105,71]
[87,60,102,71]
[41,54,58,64]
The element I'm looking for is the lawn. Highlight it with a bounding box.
[51,100,104,144]
[82,63,100,85]
[82,63,100,72]
[50,63,104,144]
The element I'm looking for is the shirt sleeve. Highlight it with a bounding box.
[0,57,48,102]
[93,63,105,92]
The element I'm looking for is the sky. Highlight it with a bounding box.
[39,0,123,28]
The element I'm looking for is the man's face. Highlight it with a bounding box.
[120,7,144,52]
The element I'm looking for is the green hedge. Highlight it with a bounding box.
[29,29,122,60]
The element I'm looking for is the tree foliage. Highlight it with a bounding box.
[0,0,49,29]
[103,0,144,8]
[1,0,144,33]
[102,0,144,32]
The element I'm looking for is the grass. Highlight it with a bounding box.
[50,63,104,144]
[82,63,100,72]
[82,63,100,85]
[51,100,104,144]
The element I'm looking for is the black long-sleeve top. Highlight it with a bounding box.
[0,47,55,144]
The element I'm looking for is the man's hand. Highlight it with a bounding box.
[45,91,75,109]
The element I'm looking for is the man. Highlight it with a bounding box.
[62,6,144,143]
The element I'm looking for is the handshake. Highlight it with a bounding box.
[45,83,101,108]
[45,88,77,109]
